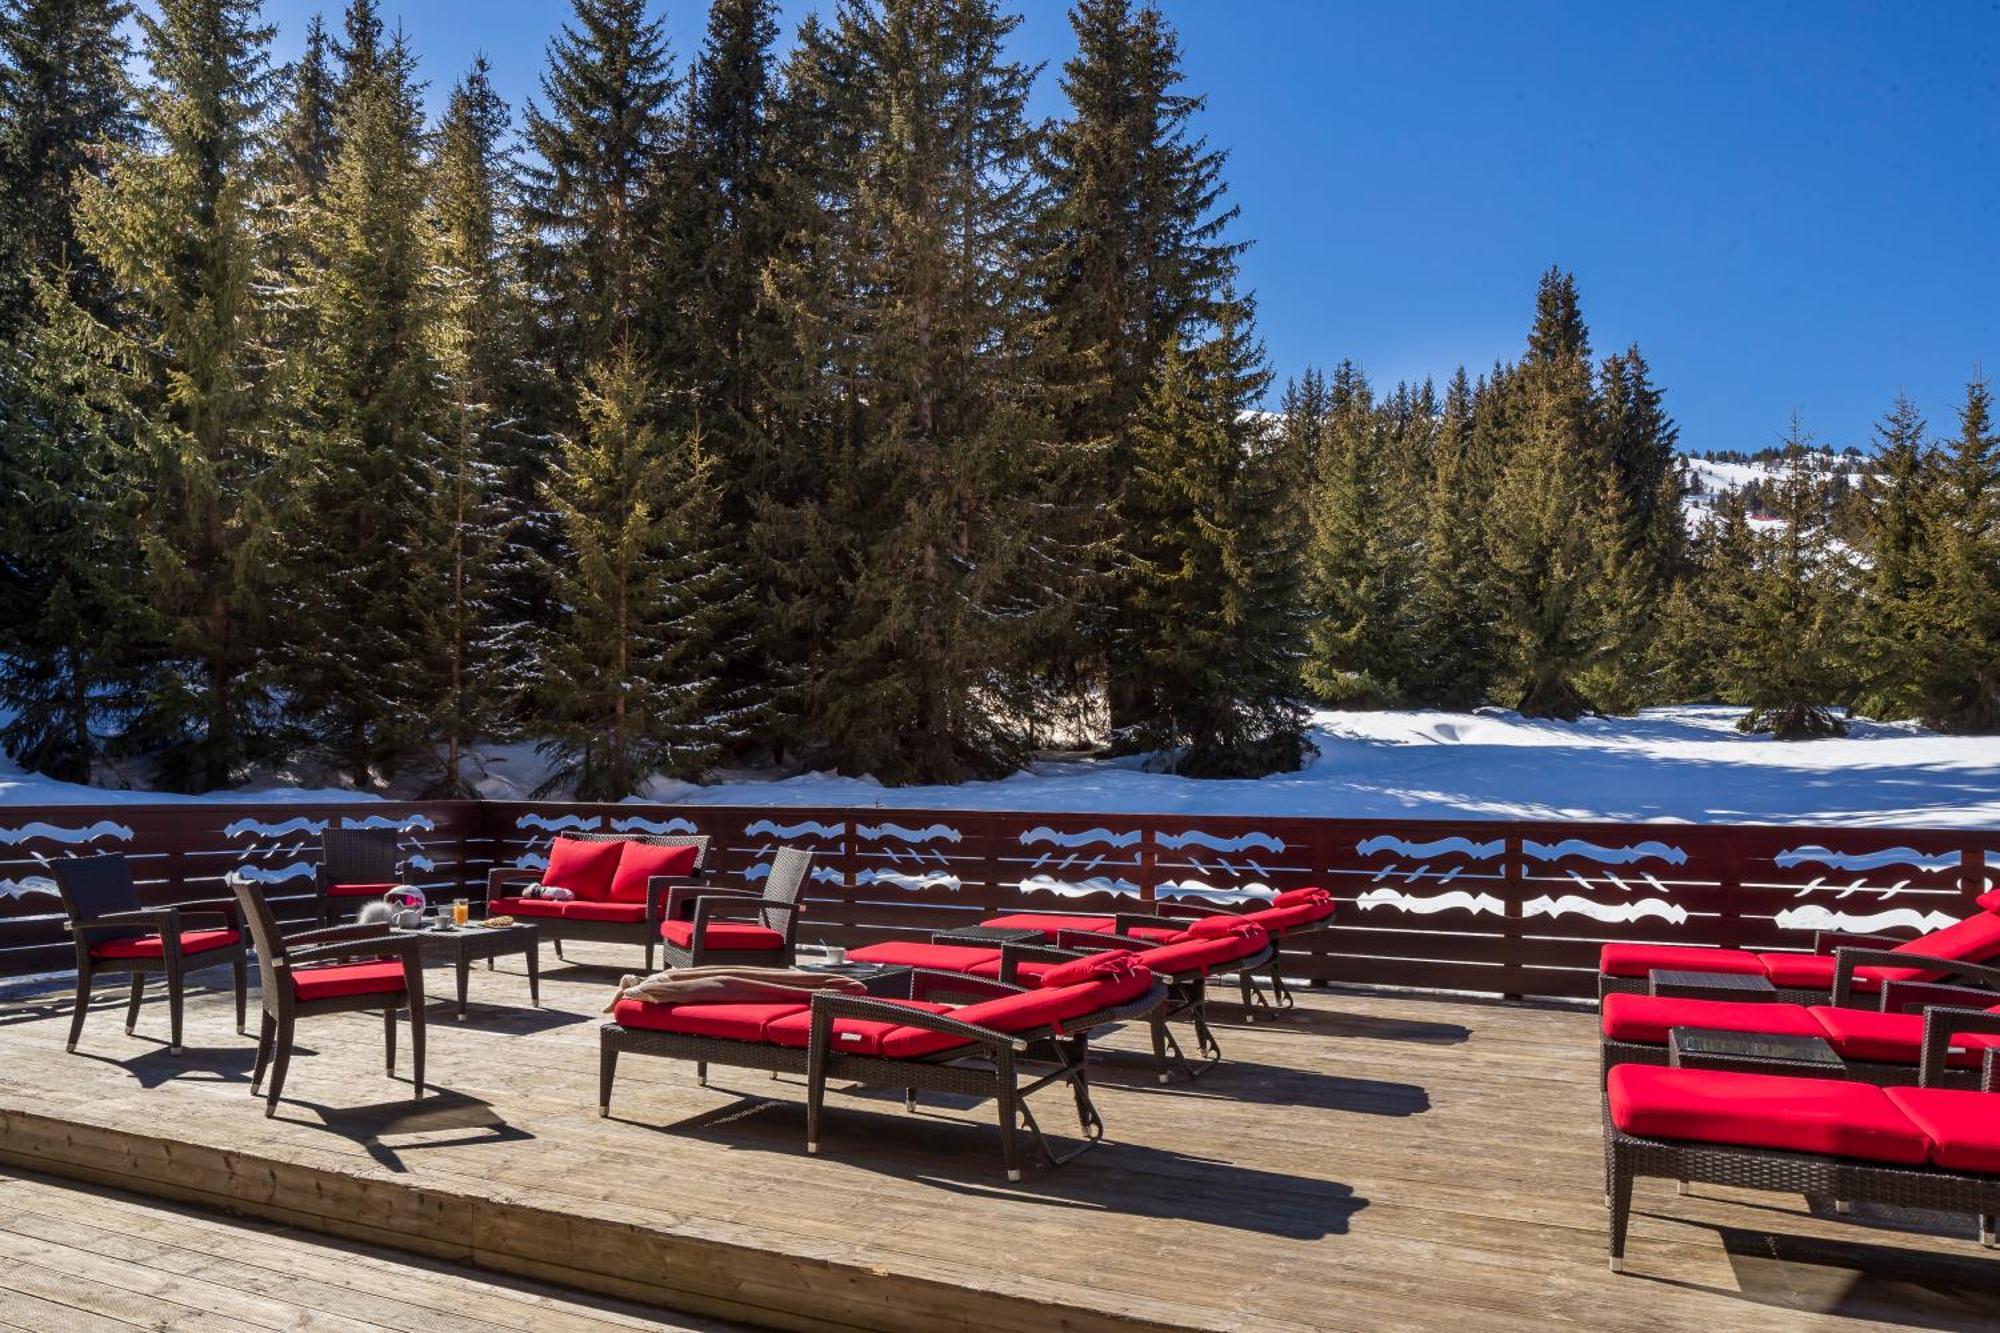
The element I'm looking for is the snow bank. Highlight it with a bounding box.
[3,706,1994,829]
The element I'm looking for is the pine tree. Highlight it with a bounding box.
[271,29,442,783]
[1412,366,1497,706]
[1724,419,1851,738]
[761,0,1057,782]
[1586,344,1682,708]
[1037,0,1248,733]
[0,0,139,779]
[1854,392,1934,719]
[68,0,281,790]
[1485,268,1609,719]
[1122,306,1305,774]
[275,14,335,200]
[1913,376,2000,730]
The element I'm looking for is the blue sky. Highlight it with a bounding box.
[254,0,1999,453]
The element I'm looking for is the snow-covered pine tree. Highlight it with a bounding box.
[0,0,140,780]
[1122,302,1305,776]
[1654,485,1757,703]
[1853,392,1935,720]
[1301,363,1422,705]
[70,0,283,791]
[1484,270,1614,719]
[1912,376,2000,731]
[1724,419,1852,738]
[761,0,1056,783]
[273,32,446,784]
[1037,0,1248,736]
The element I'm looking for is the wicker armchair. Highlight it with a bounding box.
[312,828,406,926]
[54,854,247,1056]
[657,846,810,969]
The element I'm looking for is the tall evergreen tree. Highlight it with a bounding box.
[68,0,282,790]
[1854,392,1934,719]
[275,14,336,199]
[1913,376,2000,730]
[1412,366,1497,705]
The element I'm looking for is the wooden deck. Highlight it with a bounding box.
[0,945,1996,1332]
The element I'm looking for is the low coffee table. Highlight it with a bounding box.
[1668,1025,1845,1078]
[931,925,1048,947]
[393,921,540,1020]
[1648,968,1778,1001]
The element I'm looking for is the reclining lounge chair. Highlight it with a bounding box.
[1605,1013,2000,1272]
[1596,891,2000,1002]
[598,953,1166,1179]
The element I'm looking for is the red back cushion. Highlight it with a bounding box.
[1892,910,2000,965]
[609,841,700,904]
[878,965,1154,1059]
[1978,890,2000,914]
[1037,949,1143,990]
[1141,924,1269,975]
[541,837,623,902]
[1273,887,1331,908]
[1187,914,1264,940]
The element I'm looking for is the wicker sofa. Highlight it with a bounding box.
[599,952,1167,1179]
[485,831,710,971]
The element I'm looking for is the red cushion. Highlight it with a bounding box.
[486,895,565,919]
[1890,910,2000,964]
[764,999,954,1053]
[982,913,1114,940]
[90,929,242,961]
[966,956,1064,985]
[290,960,408,1003]
[1185,914,1259,939]
[1126,924,1186,944]
[608,842,700,904]
[849,941,1001,972]
[1885,1087,2000,1174]
[1755,951,1902,992]
[877,966,1155,1059]
[1244,901,1334,933]
[327,881,400,899]
[1606,1065,1930,1165]
[659,919,785,951]
[559,900,649,924]
[608,998,804,1041]
[1600,994,1823,1046]
[1598,942,1766,979]
[1808,1005,2000,1070]
[1036,949,1144,990]
[1978,890,2000,914]
[541,837,623,902]
[1138,925,1269,975]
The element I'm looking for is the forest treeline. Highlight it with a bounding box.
[0,0,1994,798]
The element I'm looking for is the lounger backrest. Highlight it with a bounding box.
[1891,910,2000,965]
[320,828,401,887]
[876,963,1156,1060]
[1138,922,1270,975]
[52,854,145,949]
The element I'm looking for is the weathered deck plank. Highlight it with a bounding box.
[0,946,1995,1331]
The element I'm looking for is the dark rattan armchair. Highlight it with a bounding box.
[55,854,247,1056]
[657,847,811,969]
[230,878,427,1117]
[312,827,406,926]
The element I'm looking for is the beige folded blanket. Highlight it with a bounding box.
[606,966,867,1012]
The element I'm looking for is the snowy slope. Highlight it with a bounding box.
[4,707,1993,829]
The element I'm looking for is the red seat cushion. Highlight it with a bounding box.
[659,919,785,951]
[1808,1005,2000,1070]
[878,965,1155,1059]
[1600,994,1823,1046]
[608,998,805,1041]
[981,913,1115,940]
[608,842,700,904]
[542,837,623,902]
[486,895,565,919]
[91,928,242,961]
[326,881,399,899]
[290,960,408,1003]
[559,900,649,924]
[1885,1087,2000,1174]
[765,999,954,1054]
[1598,942,1767,979]
[1756,951,1902,992]
[849,941,1001,972]
[1138,924,1268,975]
[1606,1065,1930,1165]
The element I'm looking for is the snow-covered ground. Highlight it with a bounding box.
[7,707,1995,829]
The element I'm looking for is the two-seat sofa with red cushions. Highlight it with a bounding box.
[1600,985,2000,1087]
[598,951,1168,1179]
[844,914,1279,1082]
[1605,1047,2000,1272]
[982,885,1335,1013]
[486,831,709,970]
[1597,889,2000,1002]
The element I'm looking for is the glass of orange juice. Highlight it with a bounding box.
[452,897,470,927]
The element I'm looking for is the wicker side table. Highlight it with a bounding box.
[1648,968,1779,1001]
[1667,1025,1845,1079]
